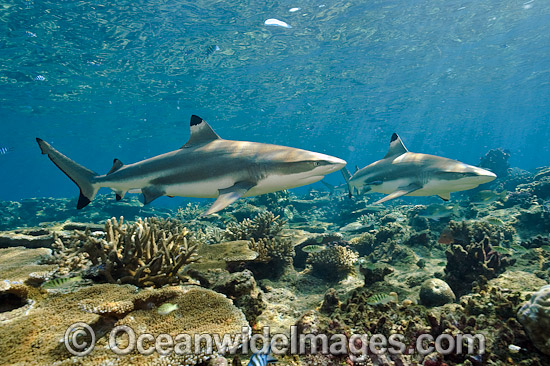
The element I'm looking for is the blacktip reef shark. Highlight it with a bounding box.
[342,133,496,204]
[37,115,346,215]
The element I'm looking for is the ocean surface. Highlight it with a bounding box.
[1,0,549,204]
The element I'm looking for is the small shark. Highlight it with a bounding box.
[37,115,346,215]
[343,133,496,204]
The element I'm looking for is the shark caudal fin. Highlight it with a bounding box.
[341,168,353,198]
[36,138,99,209]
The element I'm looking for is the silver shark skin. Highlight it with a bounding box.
[344,133,496,204]
[37,115,346,215]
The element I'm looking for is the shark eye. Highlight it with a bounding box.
[313,161,321,167]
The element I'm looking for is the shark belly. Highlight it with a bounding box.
[247,173,324,196]
[164,178,233,198]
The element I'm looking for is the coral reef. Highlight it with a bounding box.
[515,176,550,201]
[445,236,516,296]
[479,148,511,178]
[48,217,200,287]
[301,271,550,366]
[307,244,358,280]
[419,278,456,307]
[359,263,394,286]
[517,284,550,355]
[521,235,550,249]
[223,210,287,241]
[0,195,172,231]
[0,247,56,284]
[0,284,249,366]
[441,219,516,248]
[189,240,258,272]
[223,211,294,277]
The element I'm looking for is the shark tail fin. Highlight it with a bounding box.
[341,168,353,198]
[36,138,99,209]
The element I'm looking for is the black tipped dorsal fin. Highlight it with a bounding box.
[384,133,408,158]
[181,115,221,148]
[107,159,124,175]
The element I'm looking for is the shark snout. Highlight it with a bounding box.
[322,156,347,173]
[472,166,497,183]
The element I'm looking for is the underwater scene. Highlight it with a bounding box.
[1,0,550,365]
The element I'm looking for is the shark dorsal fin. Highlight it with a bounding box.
[181,115,221,148]
[384,133,408,158]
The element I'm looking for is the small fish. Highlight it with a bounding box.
[41,276,82,289]
[490,246,511,255]
[418,204,457,221]
[0,147,14,155]
[264,19,292,29]
[470,190,507,204]
[204,44,220,56]
[302,245,327,253]
[289,7,301,12]
[510,244,528,253]
[157,302,179,315]
[353,205,386,214]
[320,181,348,194]
[34,75,45,81]
[508,344,523,353]
[438,228,454,244]
[483,216,505,226]
[248,345,277,366]
[366,293,398,306]
[25,30,37,37]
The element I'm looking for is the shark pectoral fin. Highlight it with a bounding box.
[373,184,422,204]
[341,168,353,197]
[438,192,451,201]
[142,186,165,204]
[203,181,256,216]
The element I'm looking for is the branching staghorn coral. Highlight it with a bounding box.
[223,211,294,276]
[224,210,287,241]
[51,217,200,287]
[249,237,294,265]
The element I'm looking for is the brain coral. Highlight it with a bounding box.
[517,284,550,355]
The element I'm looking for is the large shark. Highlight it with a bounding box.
[37,115,346,215]
[343,133,496,204]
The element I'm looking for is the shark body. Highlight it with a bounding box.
[344,133,496,204]
[37,115,346,215]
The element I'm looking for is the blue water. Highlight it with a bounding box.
[1,0,549,204]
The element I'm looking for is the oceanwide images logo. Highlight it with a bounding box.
[64,323,485,358]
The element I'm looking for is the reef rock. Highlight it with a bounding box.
[517,284,550,355]
[419,278,456,307]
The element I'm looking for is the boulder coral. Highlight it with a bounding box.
[307,244,358,280]
[517,284,550,355]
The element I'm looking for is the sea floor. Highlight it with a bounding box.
[1,166,550,366]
